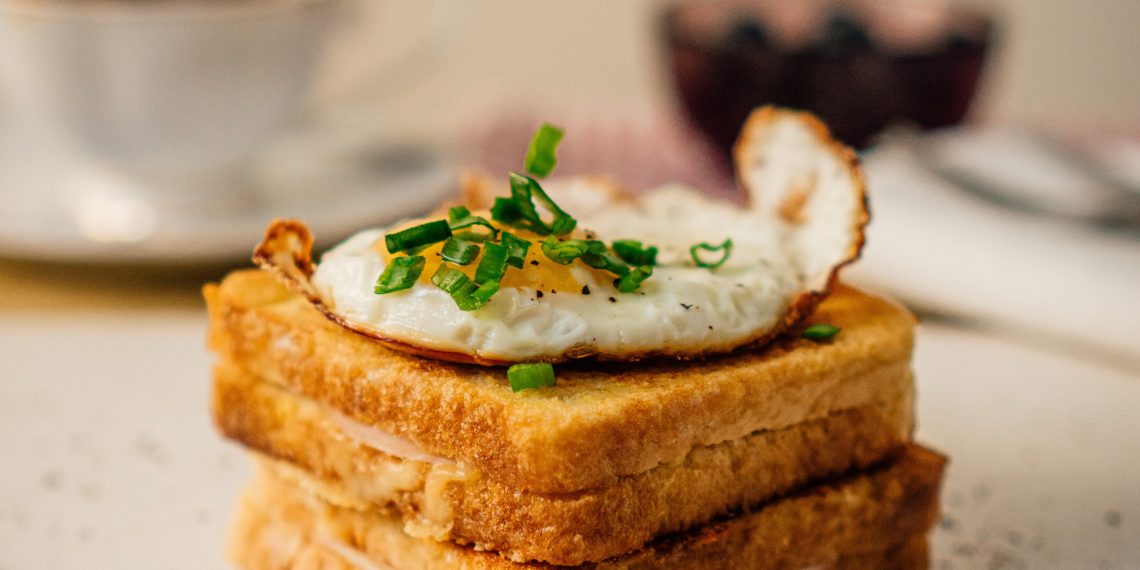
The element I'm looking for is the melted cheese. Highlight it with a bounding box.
[330,409,453,466]
[318,537,395,570]
[327,407,473,535]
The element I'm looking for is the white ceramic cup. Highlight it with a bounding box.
[0,0,451,216]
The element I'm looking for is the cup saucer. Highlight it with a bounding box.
[0,119,457,266]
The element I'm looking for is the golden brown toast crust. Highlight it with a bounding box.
[213,363,914,564]
[228,445,945,569]
[205,270,916,494]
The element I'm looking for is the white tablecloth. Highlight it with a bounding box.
[1,312,1137,569]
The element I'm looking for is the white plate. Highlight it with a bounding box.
[0,318,1136,569]
[0,119,456,265]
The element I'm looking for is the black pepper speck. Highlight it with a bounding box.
[581,285,591,295]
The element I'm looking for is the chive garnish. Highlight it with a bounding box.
[616,265,653,293]
[802,324,841,341]
[490,197,523,225]
[377,122,663,309]
[585,240,609,255]
[385,220,452,254]
[448,205,498,241]
[580,251,629,276]
[506,174,549,234]
[524,123,565,178]
[463,281,501,311]
[500,232,531,268]
[440,237,481,265]
[690,238,733,269]
[474,242,510,285]
[612,240,658,266]
[507,362,556,392]
[541,237,589,265]
[494,173,577,237]
[448,205,471,220]
[374,255,425,294]
[431,264,469,294]
[431,265,500,311]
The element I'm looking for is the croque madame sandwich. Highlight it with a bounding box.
[205,107,946,569]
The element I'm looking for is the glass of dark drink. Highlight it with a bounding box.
[663,0,995,157]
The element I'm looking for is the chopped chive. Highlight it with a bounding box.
[447,205,498,241]
[524,123,565,178]
[537,181,578,235]
[440,237,481,265]
[581,240,627,274]
[616,265,653,292]
[490,197,523,225]
[541,237,589,265]
[431,264,470,294]
[500,232,531,268]
[385,220,452,254]
[549,214,577,236]
[450,215,496,232]
[452,231,490,243]
[431,265,499,311]
[495,173,577,237]
[458,280,500,311]
[690,238,734,269]
[802,324,841,341]
[580,251,630,276]
[585,240,608,255]
[373,255,425,294]
[612,240,658,266]
[475,242,510,285]
[506,173,551,234]
[507,362,556,392]
[442,206,465,221]
[447,205,471,222]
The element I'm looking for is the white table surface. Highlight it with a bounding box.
[0,312,1137,569]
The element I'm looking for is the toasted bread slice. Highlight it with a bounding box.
[205,271,916,495]
[212,363,913,564]
[228,445,945,569]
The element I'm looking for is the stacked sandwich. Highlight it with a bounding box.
[206,108,946,569]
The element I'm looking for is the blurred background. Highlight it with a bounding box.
[362,0,1140,136]
[0,1,1137,568]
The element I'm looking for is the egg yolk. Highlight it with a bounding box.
[376,214,609,295]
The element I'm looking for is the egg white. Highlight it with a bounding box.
[313,180,811,362]
[255,108,866,363]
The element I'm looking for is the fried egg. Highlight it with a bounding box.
[254,108,868,364]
